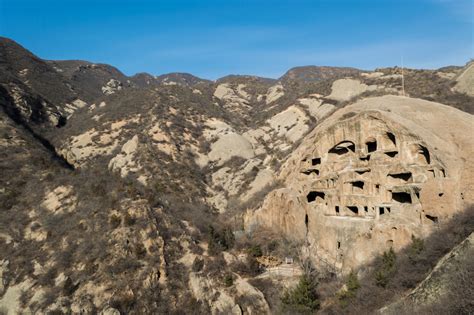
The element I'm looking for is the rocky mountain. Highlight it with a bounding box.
[0,37,473,314]
[280,65,362,83]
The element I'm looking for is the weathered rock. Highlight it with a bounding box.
[453,61,474,96]
[208,133,255,165]
[0,279,34,314]
[327,78,369,102]
[102,79,122,95]
[108,135,141,177]
[100,307,121,315]
[246,95,474,274]
[266,84,284,104]
[267,106,309,143]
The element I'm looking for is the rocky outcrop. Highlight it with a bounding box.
[189,272,270,314]
[246,95,474,274]
[453,61,474,96]
[267,106,309,143]
[108,135,141,177]
[266,84,285,104]
[327,78,374,102]
[379,232,474,314]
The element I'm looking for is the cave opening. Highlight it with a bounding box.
[312,157,321,166]
[305,214,309,226]
[302,169,319,176]
[366,140,377,153]
[385,151,398,158]
[351,181,365,194]
[307,191,325,203]
[425,214,438,223]
[352,181,364,189]
[335,206,340,214]
[413,144,431,164]
[388,172,412,182]
[329,141,355,155]
[379,207,391,215]
[347,206,359,215]
[420,145,431,164]
[392,192,412,204]
[387,132,396,145]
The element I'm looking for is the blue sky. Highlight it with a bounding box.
[0,0,472,79]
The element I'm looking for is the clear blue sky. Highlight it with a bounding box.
[0,0,472,79]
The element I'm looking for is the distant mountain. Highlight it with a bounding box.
[279,65,362,83]
[155,72,211,86]
[217,74,276,85]
[48,59,130,102]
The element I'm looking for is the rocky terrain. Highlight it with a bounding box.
[0,36,473,314]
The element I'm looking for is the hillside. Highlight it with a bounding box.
[0,37,473,314]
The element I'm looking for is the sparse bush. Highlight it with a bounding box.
[123,212,136,226]
[192,257,204,272]
[110,292,136,314]
[375,247,397,288]
[109,214,121,228]
[134,243,147,259]
[281,273,320,313]
[204,255,227,277]
[408,235,424,263]
[62,277,77,296]
[230,256,262,277]
[208,225,234,255]
[337,270,360,308]
[247,244,263,257]
[37,267,58,286]
[223,273,234,287]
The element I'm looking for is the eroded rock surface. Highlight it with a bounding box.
[453,61,474,96]
[246,95,474,273]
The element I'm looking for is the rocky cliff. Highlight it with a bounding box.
[246,95,474,274]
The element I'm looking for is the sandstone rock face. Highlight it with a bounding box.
[327,78,370,102]
[189,272,270,315]
[267,106,309,143]
[246,96,474,274]
[213,83,251,114]
[208,133,255,165]
[0,279,35,314]
[266,84,284,104]
[297,96,336,121]
[453,61,474,96]
[108,135,141,177]
[101,79,122,95]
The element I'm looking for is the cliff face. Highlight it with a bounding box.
[246,95,474,274]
